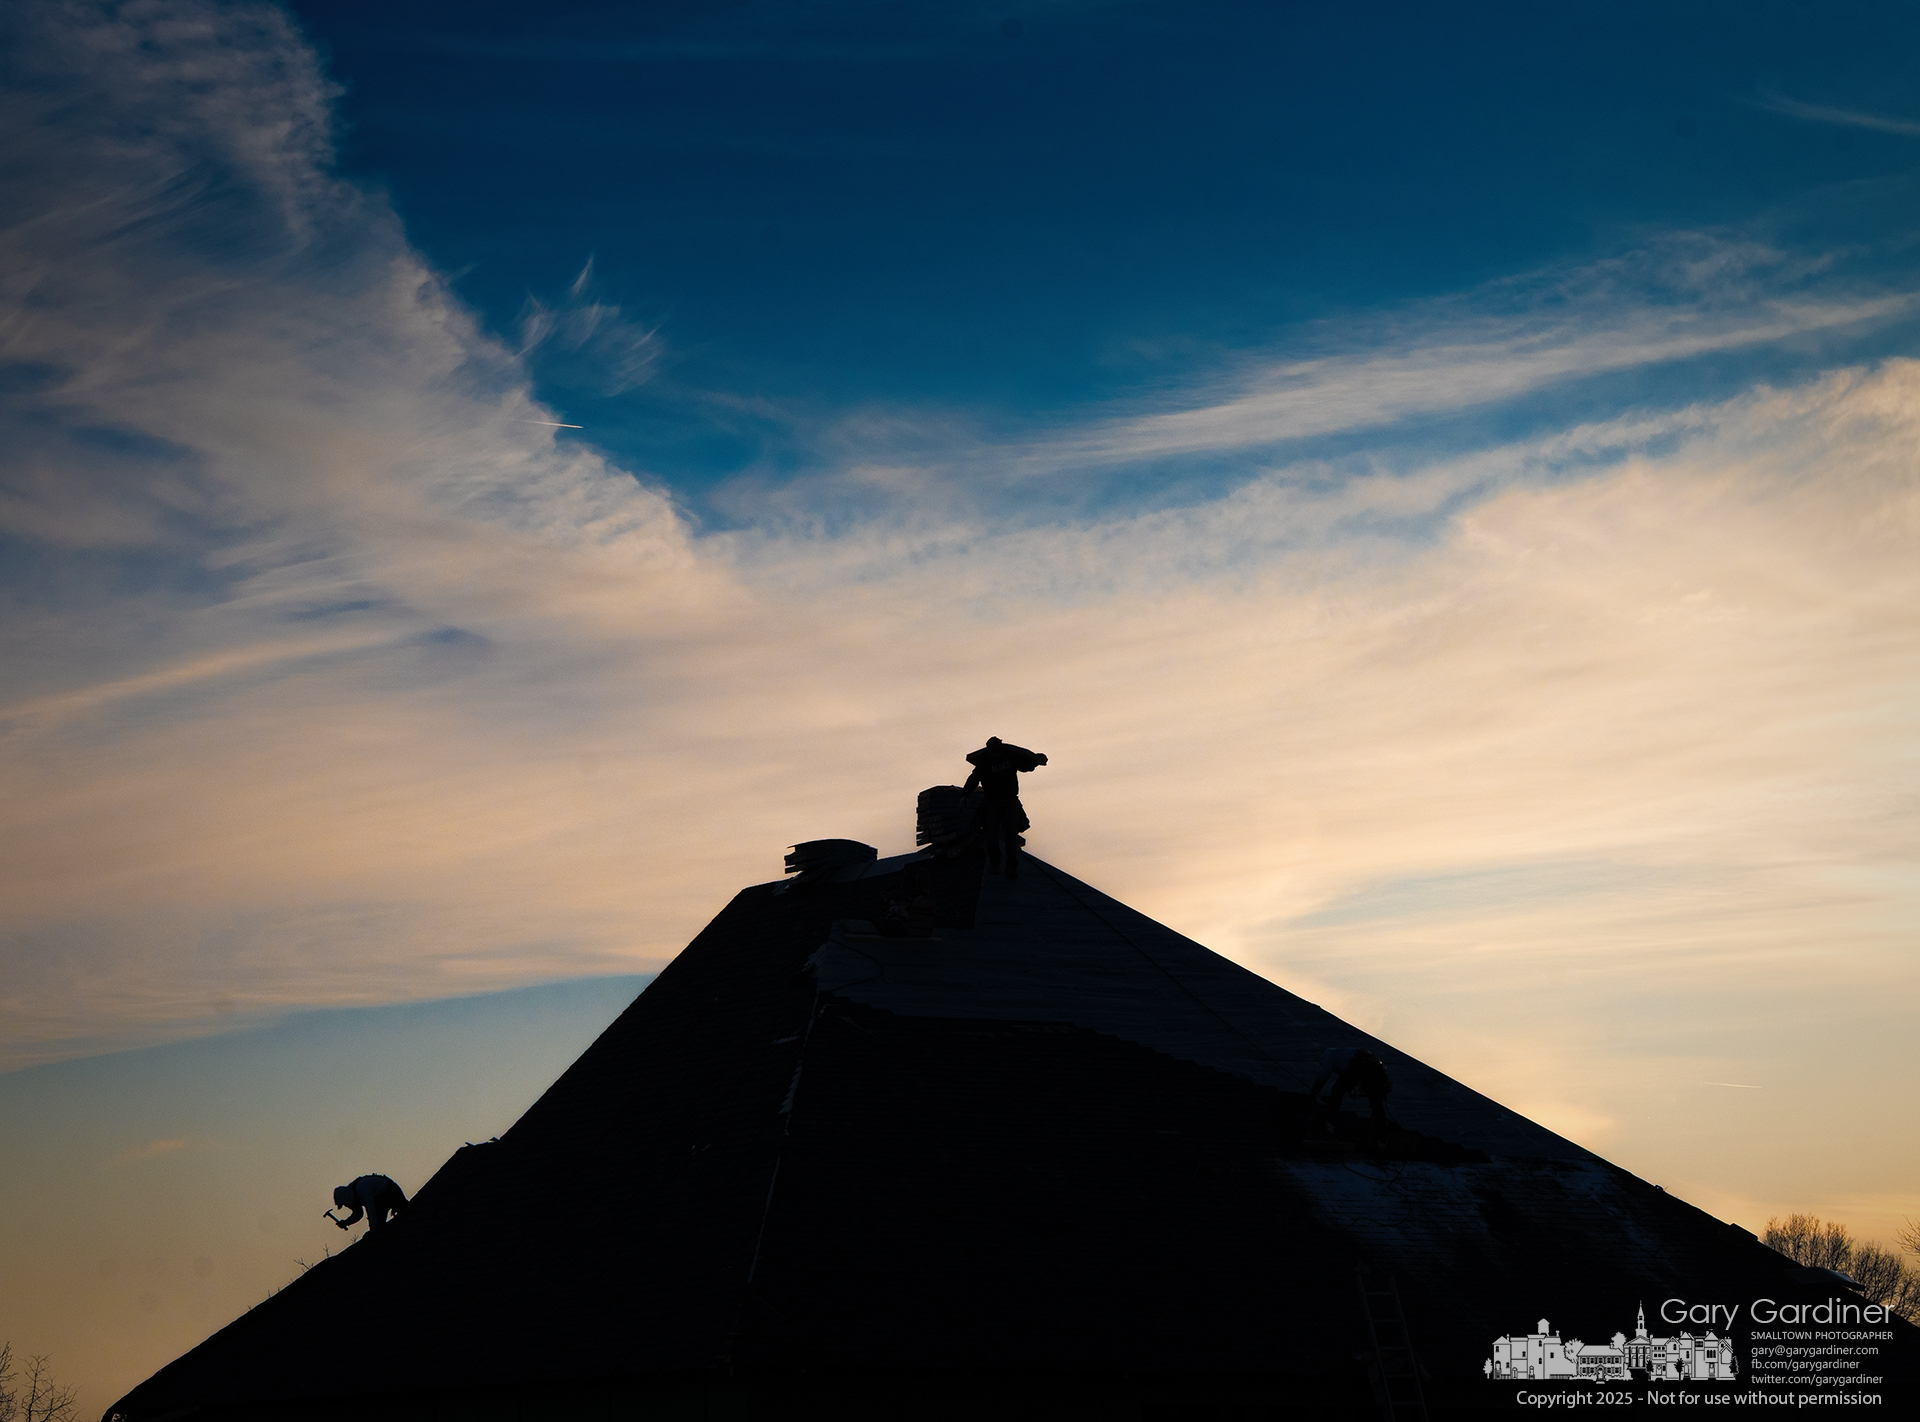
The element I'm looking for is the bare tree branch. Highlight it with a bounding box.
[1897,1217,1920,1262]
[1762,1213,1855,1272]
[18,1353,76,1422]
[1763,1215,1920,1324]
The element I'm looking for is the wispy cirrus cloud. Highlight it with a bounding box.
[1039,282,1908,470]
[8,12,1920,1420]
[517,258,661,397]
[707,233,1917,546]
[2,6,1916,1281]
[1756,91,1920,138]
[110,1137,193,1167]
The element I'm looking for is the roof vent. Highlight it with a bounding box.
[783,839,877,885]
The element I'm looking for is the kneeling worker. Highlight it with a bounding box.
[327,1174,407,1232]
[1307,1046,1393,1138]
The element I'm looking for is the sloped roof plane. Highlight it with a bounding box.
[105,850,1915,1420]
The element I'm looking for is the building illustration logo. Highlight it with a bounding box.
[1486,1304,1739,1382]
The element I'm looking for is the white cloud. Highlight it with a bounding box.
[517,258,661,397]
[1756,92,1920,139]
[110,1137,193,1167]
[2,7,1916,1276]
[1036,285,1910,470]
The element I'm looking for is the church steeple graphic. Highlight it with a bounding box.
[1636,1302,1648,1339]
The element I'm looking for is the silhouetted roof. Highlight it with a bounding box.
[107,851,1915,1420]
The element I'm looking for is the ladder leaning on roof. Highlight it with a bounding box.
[1358,1266,1430,1422]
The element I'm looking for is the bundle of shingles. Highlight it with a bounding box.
[782,838,877,885]
[914,785,979,855]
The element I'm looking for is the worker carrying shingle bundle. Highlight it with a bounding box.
[962,736,1047,879]
[1306,1046,1393,1139]
[325,1173,408,1232]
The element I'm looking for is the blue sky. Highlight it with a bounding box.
[295,0,1920,506]
[2,1,1919,1411]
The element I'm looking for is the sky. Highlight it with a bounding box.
[2,0,1918,1411]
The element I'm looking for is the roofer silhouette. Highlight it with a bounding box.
[963,736,1047,879]
[1305,1047,1393,1141]
[327,1173,407,1233]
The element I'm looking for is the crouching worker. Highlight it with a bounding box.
[327,1173,407,1232]
[1306,1047,1393,1139]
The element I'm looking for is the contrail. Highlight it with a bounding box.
[1703,1082,1761,1089]
[523,420,584,428]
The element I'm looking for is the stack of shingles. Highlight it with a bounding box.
[782,838,878,885]
[914,785,976,852]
